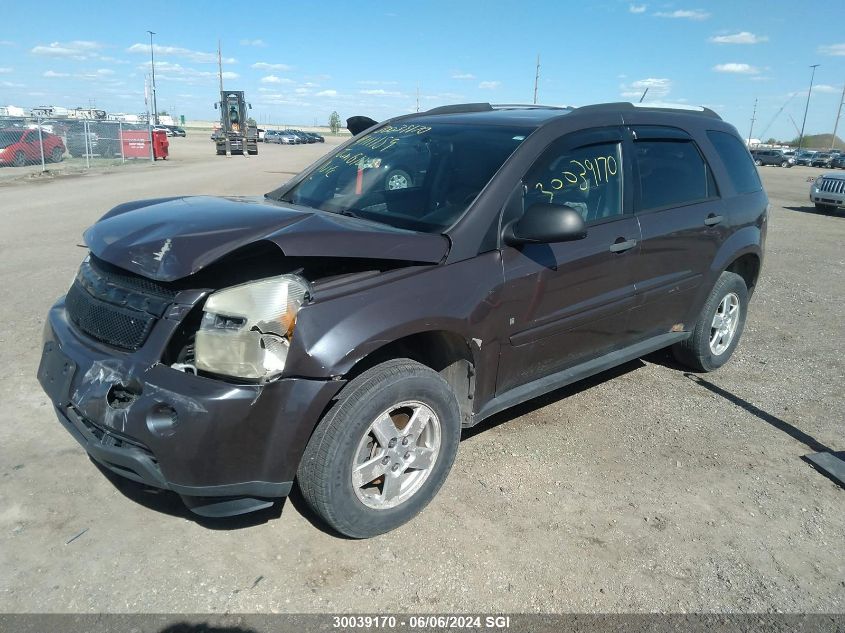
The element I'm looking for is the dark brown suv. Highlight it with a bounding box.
[38,102,767,537]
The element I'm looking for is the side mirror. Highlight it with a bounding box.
[505,203,587,245]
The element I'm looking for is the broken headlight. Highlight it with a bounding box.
[195,274,310,381]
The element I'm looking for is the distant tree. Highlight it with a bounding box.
[766,137,778,145]
[158,110,169,116]
[329,111,341,134]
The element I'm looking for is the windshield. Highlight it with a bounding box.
[274,122,529,232]
[0,130,24,147]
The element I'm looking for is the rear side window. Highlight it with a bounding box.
[706,130,762,194]
[634,139,718,211]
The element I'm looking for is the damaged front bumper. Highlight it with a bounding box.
[38,297,344,517]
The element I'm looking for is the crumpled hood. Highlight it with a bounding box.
[83,196,449,281]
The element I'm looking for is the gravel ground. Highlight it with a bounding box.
[0,139,842,613]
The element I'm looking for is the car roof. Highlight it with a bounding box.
[396,101,722,130]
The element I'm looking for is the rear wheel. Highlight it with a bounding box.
[51,147,64,163]
[754,159,763,166]
[780,160,789,168]
[12,151,26,167]
[672,271,748,372]
[297,359,461,538]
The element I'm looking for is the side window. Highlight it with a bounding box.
[706,130,762,194]
[524,139,623,223]
[634,139,717,211]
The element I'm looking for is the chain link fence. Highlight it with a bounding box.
[0,116,164,175]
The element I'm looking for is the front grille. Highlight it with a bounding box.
[819,178,845,195]
[65,257,176,350]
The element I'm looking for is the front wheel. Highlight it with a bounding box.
[754,159,763,166]
[672,271,748,372]
[780,161,789,168]
[297,359,461,538]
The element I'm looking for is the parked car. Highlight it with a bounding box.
[153,125,174,137]
[257,128,266,142]
[809,172,845,211]
[168,126,186,137]
[811,152,834,168]
[303,131,325,143]
[37,102,767,538]
[750,148,793,167]
[795,150,816,166]
[281,129,303,144]
[830,155,845,169]
[66,122,121,158]
[0,127,65,166]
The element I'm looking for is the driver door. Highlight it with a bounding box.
[496,127,641,394]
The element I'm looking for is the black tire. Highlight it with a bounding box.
[780,161,789,168]
[51,147,64,163]
[672,271,748,372]
[297,359,461,538]
[247,149,258,155]
[815,203,833,212]
[12,151,26,167]
[385,168,412,191]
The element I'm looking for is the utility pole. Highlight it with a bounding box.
[416,84,420,113]
[147,31,158,125]
[748,97,757,145]
[797,64,820,153]
[218,39,230,157]
[830,81,845,151]
[639,87,649,103]
[533,54,540,105]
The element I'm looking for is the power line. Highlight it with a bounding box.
[797,64,820,153]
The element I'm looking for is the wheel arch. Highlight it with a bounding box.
[340,330,477,427]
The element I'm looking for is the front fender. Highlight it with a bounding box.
[286,252,505,379]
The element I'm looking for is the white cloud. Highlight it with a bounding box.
[713,63,760,74]
[812,84,840,94]
[709,31,768,44]
[240,39,266,47]
[620,77,672,99]
[222,71,239,80]
[478,80,501,89]
[43,70,70,78]
[31,40,104,60]
[0,67,11,73]
[260,75,292,84]
[629,4,647,13]
[0,41,14,47]
[655,9,709,20]
[138,61,236,83]
[126,43,233,64]
[1,81,24,88]
[315,89,338,97]
[357,80,398,85]
[359,89,404,97]
[96,68,115,75]
[452,72,476,80]
[252,61,292,71]
[818,43,845,56]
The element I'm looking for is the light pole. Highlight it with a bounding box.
[147,30,158,126]
[797,64,819,152]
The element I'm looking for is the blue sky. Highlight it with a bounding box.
[1,0,844,139]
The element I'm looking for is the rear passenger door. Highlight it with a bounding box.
[627,126,725,338]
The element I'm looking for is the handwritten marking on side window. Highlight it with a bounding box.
[534,155,618,203]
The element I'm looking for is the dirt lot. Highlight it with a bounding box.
[0,136,842,613]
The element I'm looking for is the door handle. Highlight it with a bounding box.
[609,238,637,253]
[704,214,723,226]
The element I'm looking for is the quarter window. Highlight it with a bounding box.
[634,139,718,211]
[524,140,623,223]
[706,130,762,194]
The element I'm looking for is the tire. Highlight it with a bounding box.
[12,151,26,167]
[385,168,412,191]
[672,271,748,372]
[780,161,789,168]
[247,149,258,155]
[815,203,833,212]
[754,159,763,166]
[51,147,64,163]
[297,359,461,538]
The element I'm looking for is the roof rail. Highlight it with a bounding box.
[424,103,493,115]
[573,101,721,119]
[491,104,573,111]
